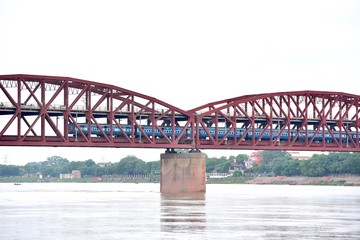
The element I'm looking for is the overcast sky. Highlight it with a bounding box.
[1,0,360,165]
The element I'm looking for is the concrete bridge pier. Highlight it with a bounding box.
[160,152,206,194]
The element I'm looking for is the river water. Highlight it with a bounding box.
[0,183,359,240]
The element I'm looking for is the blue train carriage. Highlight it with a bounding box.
[68,123,99,136]
[159,126,184,138]
[331,131,357,143]
[245,129,287,141]
[94,125,191,139]
[69,123,359,142]
[141,126,191,138]
[97,125,169,138]
[197,127,243,139]
[140,125,162,138]
[198,127,297,141]
[198,127,213,139]
[97,124,134,137]
[93,125,184,138]
[94,124,161,138]
[297,130,357,142]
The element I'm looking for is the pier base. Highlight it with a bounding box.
[160,152,206,194]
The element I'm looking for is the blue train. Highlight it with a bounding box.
[68,123,358,142]
[197,127,357,142]
[68,123,190,138]
[68,123,99,136]
[97,124,190,138]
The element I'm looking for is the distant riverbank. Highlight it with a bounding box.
[1,175,360,186]
[207,174,360,186]
[243,175,360,186]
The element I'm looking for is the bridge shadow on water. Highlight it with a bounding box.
[160,193,206,236]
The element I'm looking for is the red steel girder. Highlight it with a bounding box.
[1,75,360,152]
[0,74,195,149]
[191,91,360,152]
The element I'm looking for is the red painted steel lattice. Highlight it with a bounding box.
[0,74,195,149]
[190,91,360,152]
[1,75,360,152]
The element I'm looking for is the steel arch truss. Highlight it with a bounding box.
[0,74,195,148]
[190,91,360,152]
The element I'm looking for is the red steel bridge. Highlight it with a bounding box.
[1,74,359,152]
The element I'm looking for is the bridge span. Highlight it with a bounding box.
[1,74,360,193]
[1,74,359,152]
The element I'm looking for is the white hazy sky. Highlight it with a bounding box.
[0,0,359,165]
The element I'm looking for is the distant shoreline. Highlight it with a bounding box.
[207,175,360,186]
[2,175,360,186]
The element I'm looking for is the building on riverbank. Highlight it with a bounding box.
[71,170,81,179]
[59,170,81,179]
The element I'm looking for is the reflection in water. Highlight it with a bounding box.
[161,193,206,236]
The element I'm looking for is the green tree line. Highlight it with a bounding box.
[0,151,359,177]
[0,155,160,178]
[1,153,247,177]
[206,154,248,173]
[248,151,360,177]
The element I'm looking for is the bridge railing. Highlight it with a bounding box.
[0,102,170,115]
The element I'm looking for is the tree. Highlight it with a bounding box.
[42,156,69,167]
[270,157,284,176]
[69,161,85,171]
[24,162,42,174]
[116,155,148,175]
[92,165,105,176]
[85,159,96,167]
[205,156,234,173]
[205,157,221,172]
[147,161,160,174]
[249,161,271,175]
[299,154,328,177]
[103,163,116,175]
[283,158,301,176]
[133,161,147,174]
[235,154,248,166]
[344,156,360,175]
[261,150,290,166]
[0,164,21,176]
